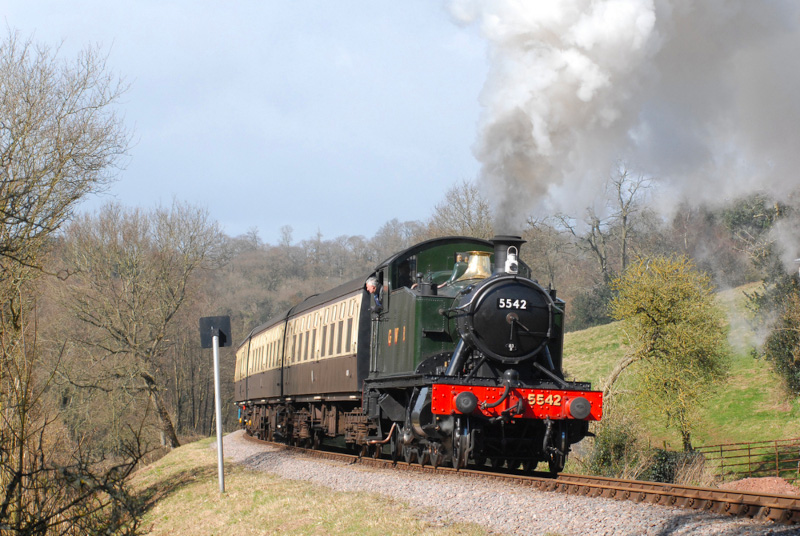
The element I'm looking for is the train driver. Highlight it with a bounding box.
[366,276,383,314]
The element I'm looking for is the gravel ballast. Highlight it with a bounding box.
[219,430,799,535]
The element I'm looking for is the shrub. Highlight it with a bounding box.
[641,449,706,484]
[568,282,614,331]
[584,416,648,479]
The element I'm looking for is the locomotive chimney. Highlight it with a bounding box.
[492,235,526,275]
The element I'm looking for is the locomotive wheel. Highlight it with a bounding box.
[403,445,417,464]
[429,445,442,468]
[490,457,504,470]
[451,434,468,470]
[390,433,400,463]
[418,448,430,466]
[473,455,486,468]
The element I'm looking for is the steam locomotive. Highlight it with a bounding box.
[234,235,602,472]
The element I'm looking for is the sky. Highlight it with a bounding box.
[7,1,800,266]
[4,2,488,244]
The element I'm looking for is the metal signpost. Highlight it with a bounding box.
[199,315,232,494]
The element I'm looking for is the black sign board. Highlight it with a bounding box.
[199,316,232,348]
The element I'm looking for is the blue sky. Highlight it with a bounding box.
[5,2,487,244]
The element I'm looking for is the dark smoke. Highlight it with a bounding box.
[450,1,800,243]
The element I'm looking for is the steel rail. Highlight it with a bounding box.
[241,435,800,525]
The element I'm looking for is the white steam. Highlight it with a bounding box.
[450,1,800,234]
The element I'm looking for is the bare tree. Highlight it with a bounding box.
[557,167,652,283]
[0,32,128,272]
[523,217,572,288]
[426,179,494,240]
[609,168,652,272]
[61,201,223,448]
[0,30,142,534]
[370,218,426,262]
[557,207,614,283]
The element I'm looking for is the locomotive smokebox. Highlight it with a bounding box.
[492,235,526,275]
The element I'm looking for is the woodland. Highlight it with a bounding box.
[2,31,800,534]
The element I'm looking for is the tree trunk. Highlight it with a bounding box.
[602,353,640,398]
[141,372,180,448]
[681,429,693,452]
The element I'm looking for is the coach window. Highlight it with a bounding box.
[298,331,305,363]
[328,324,336,355]
[321,325,327,358]
[271,340,276,368]
[346,318,353,353]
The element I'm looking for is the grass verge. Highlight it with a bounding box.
[131,438,492,536]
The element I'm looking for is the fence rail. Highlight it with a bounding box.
[695,438,800,483]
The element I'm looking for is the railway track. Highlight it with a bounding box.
[242,434,800,525]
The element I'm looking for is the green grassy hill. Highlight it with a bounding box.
[563,283,800,449]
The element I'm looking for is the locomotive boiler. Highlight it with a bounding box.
[235,235,602,472]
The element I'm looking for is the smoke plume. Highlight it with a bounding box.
[450,1,800,235]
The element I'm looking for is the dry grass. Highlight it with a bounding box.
[131,438,492,536]
[673,454,720,488]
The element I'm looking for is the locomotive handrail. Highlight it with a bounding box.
[438,302,471,319]
[533,362,570,389]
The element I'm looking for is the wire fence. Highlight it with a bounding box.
[694,438,800,483]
